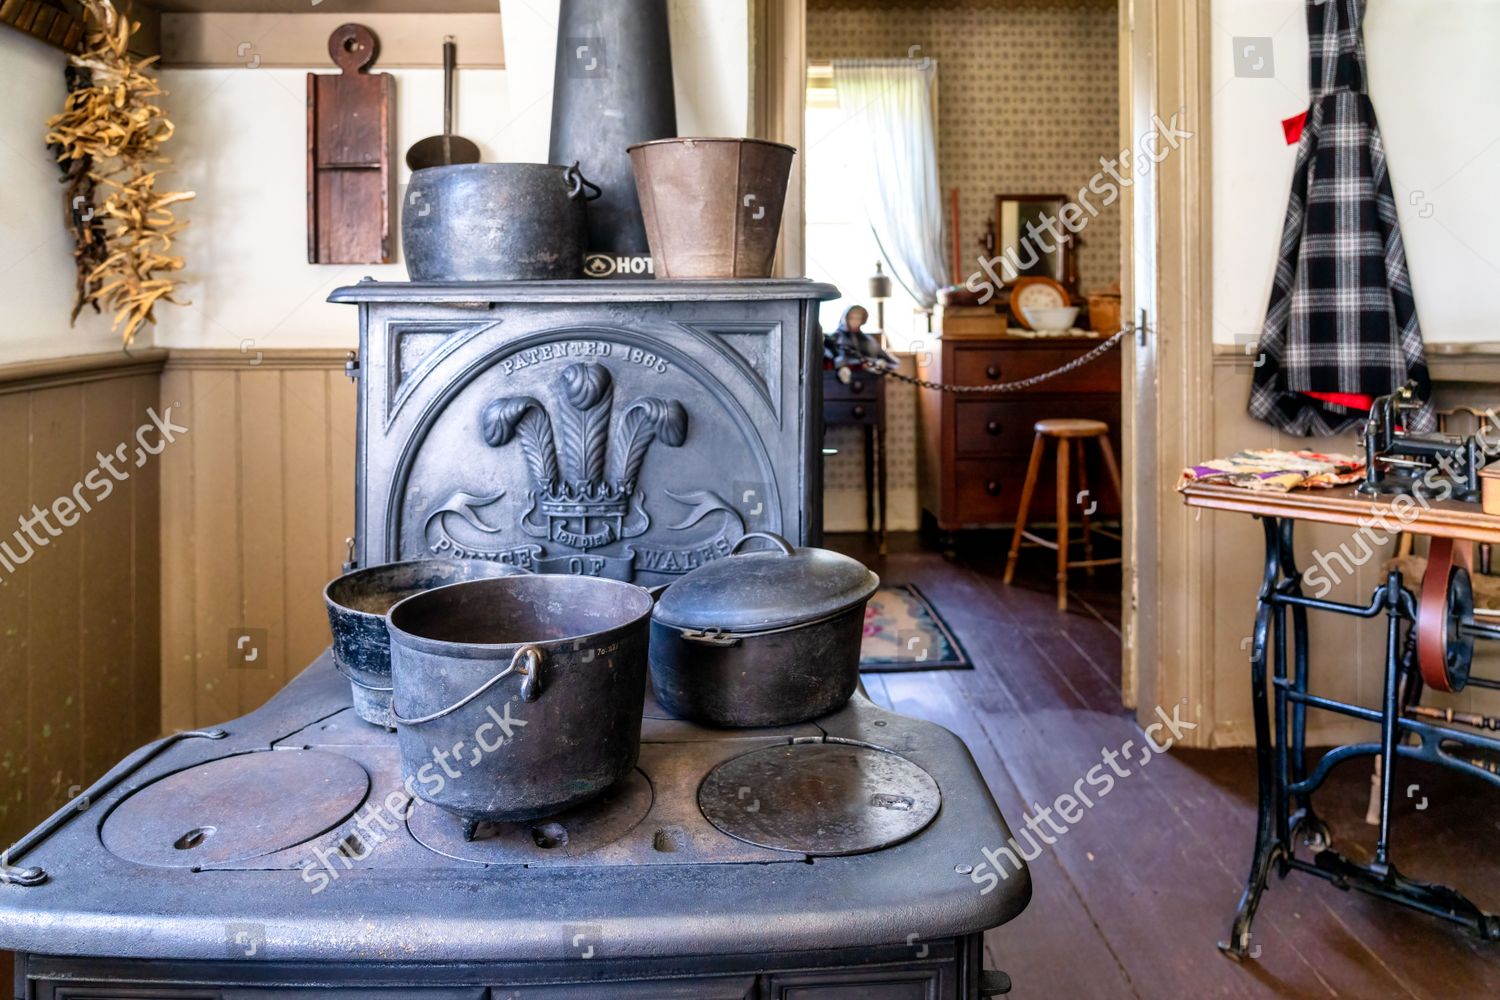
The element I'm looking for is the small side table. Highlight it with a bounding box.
[823,366,887,553]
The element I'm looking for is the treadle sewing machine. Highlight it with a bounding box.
[1356,381,1484,504]
[1182,385,1500,957]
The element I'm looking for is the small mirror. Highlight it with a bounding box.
[991,194,1074,288]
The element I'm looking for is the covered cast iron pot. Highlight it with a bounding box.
[649,532,879,727]
[324,557,528,729]
[401,161,601,281]
[386,574,653,835]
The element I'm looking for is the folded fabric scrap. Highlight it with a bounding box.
[1180,449,1365,492]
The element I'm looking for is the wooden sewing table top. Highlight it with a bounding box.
[1179,481,1500,546]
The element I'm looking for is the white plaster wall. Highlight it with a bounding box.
[0,31,123,364]
[1212,0,1500,347]
[145,0,750,351]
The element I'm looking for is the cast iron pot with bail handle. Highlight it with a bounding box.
[386,574,653,838]
[649,532,880,728]
[401,161,602,281]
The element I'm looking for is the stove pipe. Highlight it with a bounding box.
[548,0,678,271]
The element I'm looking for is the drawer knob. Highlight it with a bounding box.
[986,481,1001,496]
[986,420,1001,435]
[852,405,866,419]
[851,380,865,393]
[985,364,1001,379]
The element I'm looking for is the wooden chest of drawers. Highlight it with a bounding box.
[917,336,1122,532]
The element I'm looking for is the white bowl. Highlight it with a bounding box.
[1021,306,1080,331]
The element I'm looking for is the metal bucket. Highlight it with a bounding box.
[386,574,653,835]
[324,558,528,729]
[401,162,601,281]
[628,137,795,278]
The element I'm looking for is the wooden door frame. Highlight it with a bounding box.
[1120,0,1215,744]
[752,0,807,277]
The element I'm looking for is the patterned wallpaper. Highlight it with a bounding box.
[812,0,1120,533]
[808,0,1121,295]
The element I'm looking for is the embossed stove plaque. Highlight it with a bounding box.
[333,281,837,587]
[399,344,779,585]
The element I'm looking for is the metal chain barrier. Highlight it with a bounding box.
[851,325,1129,394]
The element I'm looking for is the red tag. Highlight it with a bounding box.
[1282,110,1308,145]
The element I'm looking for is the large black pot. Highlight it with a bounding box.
[649,533,880,728]
[386,574,653,837]
[324,558,528,729]
[401,162,600,281]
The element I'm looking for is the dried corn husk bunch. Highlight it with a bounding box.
[46,0,193,347]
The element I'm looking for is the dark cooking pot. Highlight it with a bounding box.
[650,532,879,727]
[386,574,653,837]
[401,161,601,281]
[324,558,528,729]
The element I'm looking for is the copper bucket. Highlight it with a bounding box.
[628,137,795,278]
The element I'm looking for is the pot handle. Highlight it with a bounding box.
[564,161,603,202]
[391,644,545,726]
[334,658,394,693]
[730,531,796,557]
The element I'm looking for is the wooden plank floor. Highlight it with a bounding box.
[838,532,1500,999]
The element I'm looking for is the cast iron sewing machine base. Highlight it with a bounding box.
[1217,517,1500,959]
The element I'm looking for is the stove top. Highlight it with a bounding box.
[0,656,1028,965]
[96,689,946,876]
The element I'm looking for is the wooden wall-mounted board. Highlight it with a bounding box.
[159,11,502,68]
[306,23,394,265]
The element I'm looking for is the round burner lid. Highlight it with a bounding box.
[698,743,940,856]
[408,769,653,865]
[101,750,370,868]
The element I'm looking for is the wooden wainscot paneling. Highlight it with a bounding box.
[0,349,166,853]
[158,349,356,732]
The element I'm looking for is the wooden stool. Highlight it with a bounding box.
[1002,418,1123,611]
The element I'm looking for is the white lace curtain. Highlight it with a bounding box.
[831,58,949,310]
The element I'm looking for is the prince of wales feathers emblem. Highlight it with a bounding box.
[480,361,687,550]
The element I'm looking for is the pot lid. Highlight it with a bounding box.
[653,532,878,633]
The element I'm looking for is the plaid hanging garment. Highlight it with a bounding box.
[1248,0,1434,435]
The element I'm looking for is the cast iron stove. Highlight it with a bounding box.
[2,278,1029,997]
[2,661,1028,998]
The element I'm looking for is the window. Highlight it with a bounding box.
[804,77,927,351]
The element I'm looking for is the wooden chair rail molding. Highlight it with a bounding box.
[0,348,168,396]
[1213,341,1500,383]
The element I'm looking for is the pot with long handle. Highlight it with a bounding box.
[404,36,480,171]
[649,532,879,728]
[387,574,653,837]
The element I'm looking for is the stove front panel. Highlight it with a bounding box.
[352,293,822,586]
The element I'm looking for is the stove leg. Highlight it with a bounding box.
[462,816,481,843]
[1220,517,1285,960]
